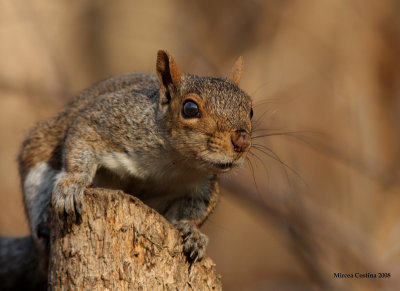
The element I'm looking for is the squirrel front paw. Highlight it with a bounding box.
[52,174,86,228]
[173,221,209,262]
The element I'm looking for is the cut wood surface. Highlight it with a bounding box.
[48,188,222,290]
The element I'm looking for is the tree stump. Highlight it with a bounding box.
[48,188,222,290]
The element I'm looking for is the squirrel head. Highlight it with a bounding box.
[156,50,252,173]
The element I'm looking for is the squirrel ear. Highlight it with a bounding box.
[229,56,244,86]
[156,50,181,104]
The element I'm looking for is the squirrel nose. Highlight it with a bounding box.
[231,130,250,153]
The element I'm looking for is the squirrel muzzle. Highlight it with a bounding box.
[231,130,251,153]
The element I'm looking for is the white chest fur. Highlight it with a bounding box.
[100,152,145,178]
[99,151,210,193]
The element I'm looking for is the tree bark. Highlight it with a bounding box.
[48,188,222,290]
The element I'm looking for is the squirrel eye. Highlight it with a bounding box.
[250,108,254,119]
[182,100,200,118]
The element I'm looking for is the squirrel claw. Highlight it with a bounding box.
[173,221,208,262]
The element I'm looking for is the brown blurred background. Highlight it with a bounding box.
[1,1,400,290]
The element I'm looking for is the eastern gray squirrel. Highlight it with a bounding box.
[0,50,252,290]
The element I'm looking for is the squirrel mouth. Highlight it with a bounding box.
[205,161,234,171]
[211,162,233,170]
[198,157,236,172]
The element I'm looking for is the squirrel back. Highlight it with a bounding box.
[18,72,158,178]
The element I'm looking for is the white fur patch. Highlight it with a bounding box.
[23,162,58,230]
[100,152,144,178]
[24,163,53,203]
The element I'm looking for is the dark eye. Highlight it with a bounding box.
[182,100,200,118]
[250,108,253,119]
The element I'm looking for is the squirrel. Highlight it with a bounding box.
[0,50,252,290]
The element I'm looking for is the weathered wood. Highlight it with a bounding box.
[48,188,221,290]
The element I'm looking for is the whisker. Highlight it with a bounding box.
[248,151,271,187]
[251,107,273,130]
[245,156,260,194]
[254,130,323,139]
[251,144,306,186]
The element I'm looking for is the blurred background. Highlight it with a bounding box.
[1,0,400,290]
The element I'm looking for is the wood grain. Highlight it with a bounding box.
[48,188,221,290]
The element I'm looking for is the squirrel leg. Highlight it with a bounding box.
[164,180,220,262]
[52,141,98,229]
